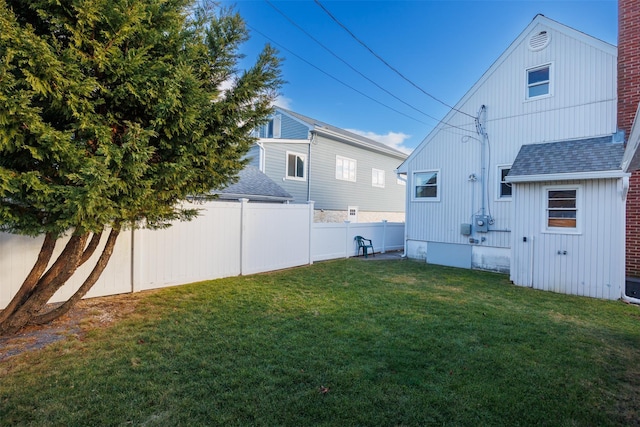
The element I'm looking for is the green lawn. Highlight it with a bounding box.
[1,259,639,426]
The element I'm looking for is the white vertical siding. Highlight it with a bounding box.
[510,179,625,300]
[404,18,617,278]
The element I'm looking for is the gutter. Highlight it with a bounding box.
[507,170,630,183]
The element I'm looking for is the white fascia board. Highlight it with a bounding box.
[257,138,310,145]
[311,128,407,159]
[621,103,640,173]
[507,170,630,183]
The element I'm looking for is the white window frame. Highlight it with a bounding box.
[496,164,512,200]
[285,151,306,181]
[525,63,553,100]
[412,170,440,202]
[543,185,582,235]
[336,155,357,182]
[372,168,385,188]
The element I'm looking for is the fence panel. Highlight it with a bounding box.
[1,203,405,310]
[312,221,405,261]
[0,230,132,308]
[242,202,311,275]
[134,201,242,291]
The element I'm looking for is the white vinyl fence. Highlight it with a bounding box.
[1,200,404,309]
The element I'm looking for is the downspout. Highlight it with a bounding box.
[398,171,408,258]
[475,105,488,217]
[256,141,266,173]
[307,132,315,203]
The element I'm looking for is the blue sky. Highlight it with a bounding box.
[220,0,618,153]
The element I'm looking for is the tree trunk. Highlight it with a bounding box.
[0,232,90,335]
[32,228,120,325]
[0,233,56,325]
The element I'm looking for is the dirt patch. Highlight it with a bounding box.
[0,291,156,363]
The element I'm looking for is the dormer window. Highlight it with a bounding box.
[258,114,282,138]
[526,64,551,99]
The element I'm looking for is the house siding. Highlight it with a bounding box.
[510,179,625,300]
[404,18,617,271]
[280,114,310,139]
[263,142,310,203]
[310,135,405,212]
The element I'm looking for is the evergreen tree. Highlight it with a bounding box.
[0,0,282,335]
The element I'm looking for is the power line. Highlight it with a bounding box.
[265,0,441,126]
[313,0,476,120]
[245,24,432,126]
[263,0,474,134]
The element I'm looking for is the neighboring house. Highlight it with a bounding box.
[212,165,293,203]
[246,107,407,223]
[398,14,639,300]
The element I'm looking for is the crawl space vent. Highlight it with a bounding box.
[529,30,550,51]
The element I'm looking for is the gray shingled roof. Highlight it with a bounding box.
[277,107,408,158]
[509,136,624,178]
[213,165,293,202]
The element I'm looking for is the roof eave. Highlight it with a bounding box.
[311,127,407,159]
[507,170,629,183]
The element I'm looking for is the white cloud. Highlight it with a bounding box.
[346,129,412,154]
[274,95,293,110]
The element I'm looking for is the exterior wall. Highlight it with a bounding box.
[510,179,625,300]
[309,135,405,212]
[313,209,405,223]
[404,18,617,273]
[262,141,310,203]
[245,145,261,169]
[619,0,640,277]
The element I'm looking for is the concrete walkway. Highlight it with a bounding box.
[354,250,404,261]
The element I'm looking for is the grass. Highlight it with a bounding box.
[1,258,639,426]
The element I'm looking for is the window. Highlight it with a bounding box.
[259,115,282,138]
[498,166,512,199]
[336,156,357,182]
[372,168,385,188]
[547,188,577,229]
[527,64,550,99]
[286,152,305,180]
[414,170,439,200]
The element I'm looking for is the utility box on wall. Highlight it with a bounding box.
[474,215,490,233]
[460,223,472,236]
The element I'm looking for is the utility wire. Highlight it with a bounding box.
[265,0,446,127]
[313,0,476,120]
[246,24,431,126]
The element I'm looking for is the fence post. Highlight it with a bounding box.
[382,220,387,254]
[308,201,315,265]
[344,220,351,258]
[239,198,249,275]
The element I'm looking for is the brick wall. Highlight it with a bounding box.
[620,0,640,276]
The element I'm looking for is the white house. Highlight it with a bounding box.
[398,14,633,300]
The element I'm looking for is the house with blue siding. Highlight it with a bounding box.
[398,14,638,300]
[247,107,408,222]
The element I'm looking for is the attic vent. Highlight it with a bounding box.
[529,30,550,51]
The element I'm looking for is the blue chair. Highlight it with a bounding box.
[354,236,374,258]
